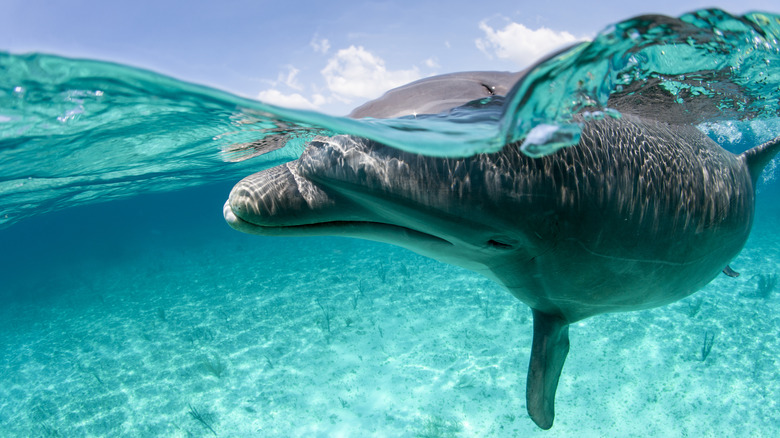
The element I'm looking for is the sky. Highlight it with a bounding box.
[1,0,778,115]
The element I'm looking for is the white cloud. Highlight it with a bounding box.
[311,37,331,54]
[424,58,440,69]
[256,46,426,113]
[257,89,326,110]
[321,45,421,101]
[475,20,581,68]
[277,66,303,91]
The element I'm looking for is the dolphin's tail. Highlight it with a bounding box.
[742,136,780,185]
[526,310,570,430]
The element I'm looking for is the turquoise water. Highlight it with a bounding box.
[1,8,780,436]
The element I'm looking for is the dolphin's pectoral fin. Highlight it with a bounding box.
[722,265,740,278]
[526,309,570,430]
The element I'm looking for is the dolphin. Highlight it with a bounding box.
[224,64,780,429]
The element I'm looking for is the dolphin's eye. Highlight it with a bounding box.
[487,239,513,249]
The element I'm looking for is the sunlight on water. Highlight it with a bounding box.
[1,9,780,227]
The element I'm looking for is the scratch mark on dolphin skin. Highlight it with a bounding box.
[568,238,706,266]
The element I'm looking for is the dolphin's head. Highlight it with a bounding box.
[224,135,542,281]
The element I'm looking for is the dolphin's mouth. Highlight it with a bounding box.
[222,160,454,250]
[223,198,451,246]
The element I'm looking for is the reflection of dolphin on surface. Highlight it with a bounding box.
[224,55,780,429]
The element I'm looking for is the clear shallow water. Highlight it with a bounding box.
[1,184,778,436]
[1,8,780,437]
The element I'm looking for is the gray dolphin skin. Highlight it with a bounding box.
[348,71,525,119]
[224,62,780,429]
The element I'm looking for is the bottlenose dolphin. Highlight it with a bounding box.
[224,65,780,429]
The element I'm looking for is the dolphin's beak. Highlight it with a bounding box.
[223,153,457,256]
[224,160,370,235]
[227,162,330,227]
[223,199,253,233]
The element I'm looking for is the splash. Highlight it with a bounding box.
[1,9,779,226]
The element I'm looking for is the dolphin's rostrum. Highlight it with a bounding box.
[224,60,780,430]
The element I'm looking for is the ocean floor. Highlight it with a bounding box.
[0,184,778,437]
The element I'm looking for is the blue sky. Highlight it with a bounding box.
[2,0,777,114]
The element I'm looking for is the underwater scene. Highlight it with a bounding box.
[1,8,780,437]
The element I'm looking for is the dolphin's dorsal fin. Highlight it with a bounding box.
[527,309,570,430]
[742,136,780,185]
